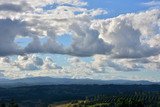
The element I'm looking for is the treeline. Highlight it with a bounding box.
[0,99,18,107]
[64,91,160,107]
[1,85,160,107]
[1,85,160,103]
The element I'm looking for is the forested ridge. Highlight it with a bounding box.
[0,85,160,107]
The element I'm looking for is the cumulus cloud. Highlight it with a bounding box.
[0,0,159,75]
[91,9,160,58]
[13,55,41,71]
[0,57,10,64]
[42,57,62,70]
[67,56,108,73]
[2,55,62,71]
[0,0,158,59]
[66,23,113,56]
[0,18,28,56]
[0,0,110,57]
[0,54,159,80]
[88,9,160,72]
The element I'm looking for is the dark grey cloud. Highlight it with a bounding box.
[0,2,33,12]
[22,22,113,57]
[130,58,151,64]
[66,23,113,56]
[107,61,142,71]
[0,3,22,12]
[0,18,112,57]
[0,18,28,56]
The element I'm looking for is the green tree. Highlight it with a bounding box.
[9,99,19,107]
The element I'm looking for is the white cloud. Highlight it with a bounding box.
[0,57,10,64]
[0,70,5,78]
[0,0,159,80]
[142,1,160,7]
[67,56,109,73]
[42,57,62,70]
[0,54,159,81]
[13,55,41,71]
[86,8,108,17]
[0,0,109,57]
[91,9,160,58]
[1,55,62,71]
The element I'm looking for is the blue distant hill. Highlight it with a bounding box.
[0,77,159,87]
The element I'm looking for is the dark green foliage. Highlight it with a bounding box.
[115,99,144,107]
[0,103,5,107]
[0,85,160,107]
[8,99,19,107]
[65,91,160,107]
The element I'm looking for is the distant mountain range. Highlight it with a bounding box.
[0,77,159,87]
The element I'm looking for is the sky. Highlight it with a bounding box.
[0,0,159,81]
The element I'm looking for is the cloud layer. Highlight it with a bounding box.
[0,0,112,57]
[0,0,159,58]
[0,0,159,80]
